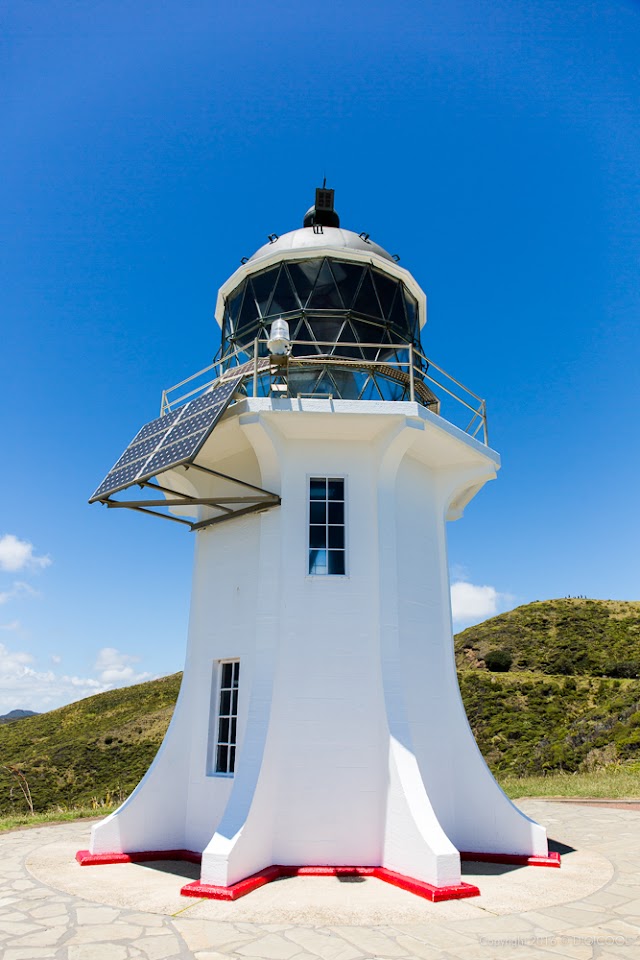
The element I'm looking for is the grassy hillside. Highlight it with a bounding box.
[0,673,181,815]
[1,598,639,816]
[455,598,640,677]
[459,671,640,775]
[455,599,640,776]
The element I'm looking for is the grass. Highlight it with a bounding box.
[0,803,118,834]
[0,673,182,816]
[500,764,640,799]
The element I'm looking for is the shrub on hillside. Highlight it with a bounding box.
[552,654,575,676]
[484,649,513,672]
[606,661,640,679]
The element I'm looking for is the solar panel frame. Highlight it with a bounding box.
[90,376,242,502]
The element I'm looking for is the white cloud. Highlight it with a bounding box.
[0,535,51,573]
[0,581,38,605]
[451,579,515,627]
[50,654,62,664]
[0,641,105,714]
[94,647,151,686]
[0,620,20,631]
[0,642,153,715]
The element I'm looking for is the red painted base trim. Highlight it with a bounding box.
[76,849,201,866]
[460,850,561,868]
[181,865,481,903]
[75,847,560,903]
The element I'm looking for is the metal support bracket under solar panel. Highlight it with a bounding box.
[99,475,280,532]
[89,374,281,531]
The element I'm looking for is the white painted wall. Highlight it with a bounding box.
[91,398,549,887]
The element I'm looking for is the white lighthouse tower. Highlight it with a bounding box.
[79,188,557,901]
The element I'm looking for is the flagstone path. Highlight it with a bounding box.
[0,800,639,959]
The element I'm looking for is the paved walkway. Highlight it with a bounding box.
[1,800,639,959]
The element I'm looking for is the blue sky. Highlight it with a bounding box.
[1,0,639,712]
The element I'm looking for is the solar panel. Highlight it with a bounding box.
[90,376,242,502]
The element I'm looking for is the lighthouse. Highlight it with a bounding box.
[79,188,557,901]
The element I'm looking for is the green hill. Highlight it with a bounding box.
[456,598,640,776]
[0,673,181,815]
[455,598,640,677]
[0,598,639,816]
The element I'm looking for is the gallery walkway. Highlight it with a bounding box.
[1,800,639,959]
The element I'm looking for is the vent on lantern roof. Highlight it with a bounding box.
[303,184,340,228]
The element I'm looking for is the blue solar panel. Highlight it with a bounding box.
[90,376,242,501]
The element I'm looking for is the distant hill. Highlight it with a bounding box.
[0,709,40,724]
[0,674,181,815]
[0,599,638,816]
[455,598,640,677]
[455,598,640,776]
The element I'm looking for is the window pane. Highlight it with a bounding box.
[268,265,299,316]
[222,662,233,688]
[309,549,327,574]
[251,267,278,317]
[220,689,231,715]
[287,260,322,308]
[307,317,343,345]
[310,525,326,548]
[216,745,228,773]
[229,746,236,773]
[307,259,344,309]
[404,291,418,331]
[329,260,364,309]
[237,282,260,334]
[328,500,344,524]
[328,525,344,549]
[231,717,237,742]
[328,551,345,575]
[372,270,399,317]
[389,289,408,336]
[232,662,240,687]
[327,478,344,500]
[310,478,327,499]
[232,689,238,714]
[226,286,244,324]
[218,717,230,743]
[352,268,382,318]
[310,501,326,524]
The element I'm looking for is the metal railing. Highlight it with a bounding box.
[160,340,488,445]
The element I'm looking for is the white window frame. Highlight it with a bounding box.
[207,659,240,777]
[307,475,348,577]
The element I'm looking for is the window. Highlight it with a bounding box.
[309,477,345,575]
[214,660,239,775]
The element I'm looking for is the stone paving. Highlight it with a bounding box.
[0,800,639,959]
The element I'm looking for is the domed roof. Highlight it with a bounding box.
[214,187,427,330]
[249,226,395,265]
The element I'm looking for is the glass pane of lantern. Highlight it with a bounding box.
[288,260,322,308]
[352,268,383,318]
[330,260,365,309]
[307,259,343,309]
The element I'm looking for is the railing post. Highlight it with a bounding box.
[408,344,415,402]
[253,338,259,398]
